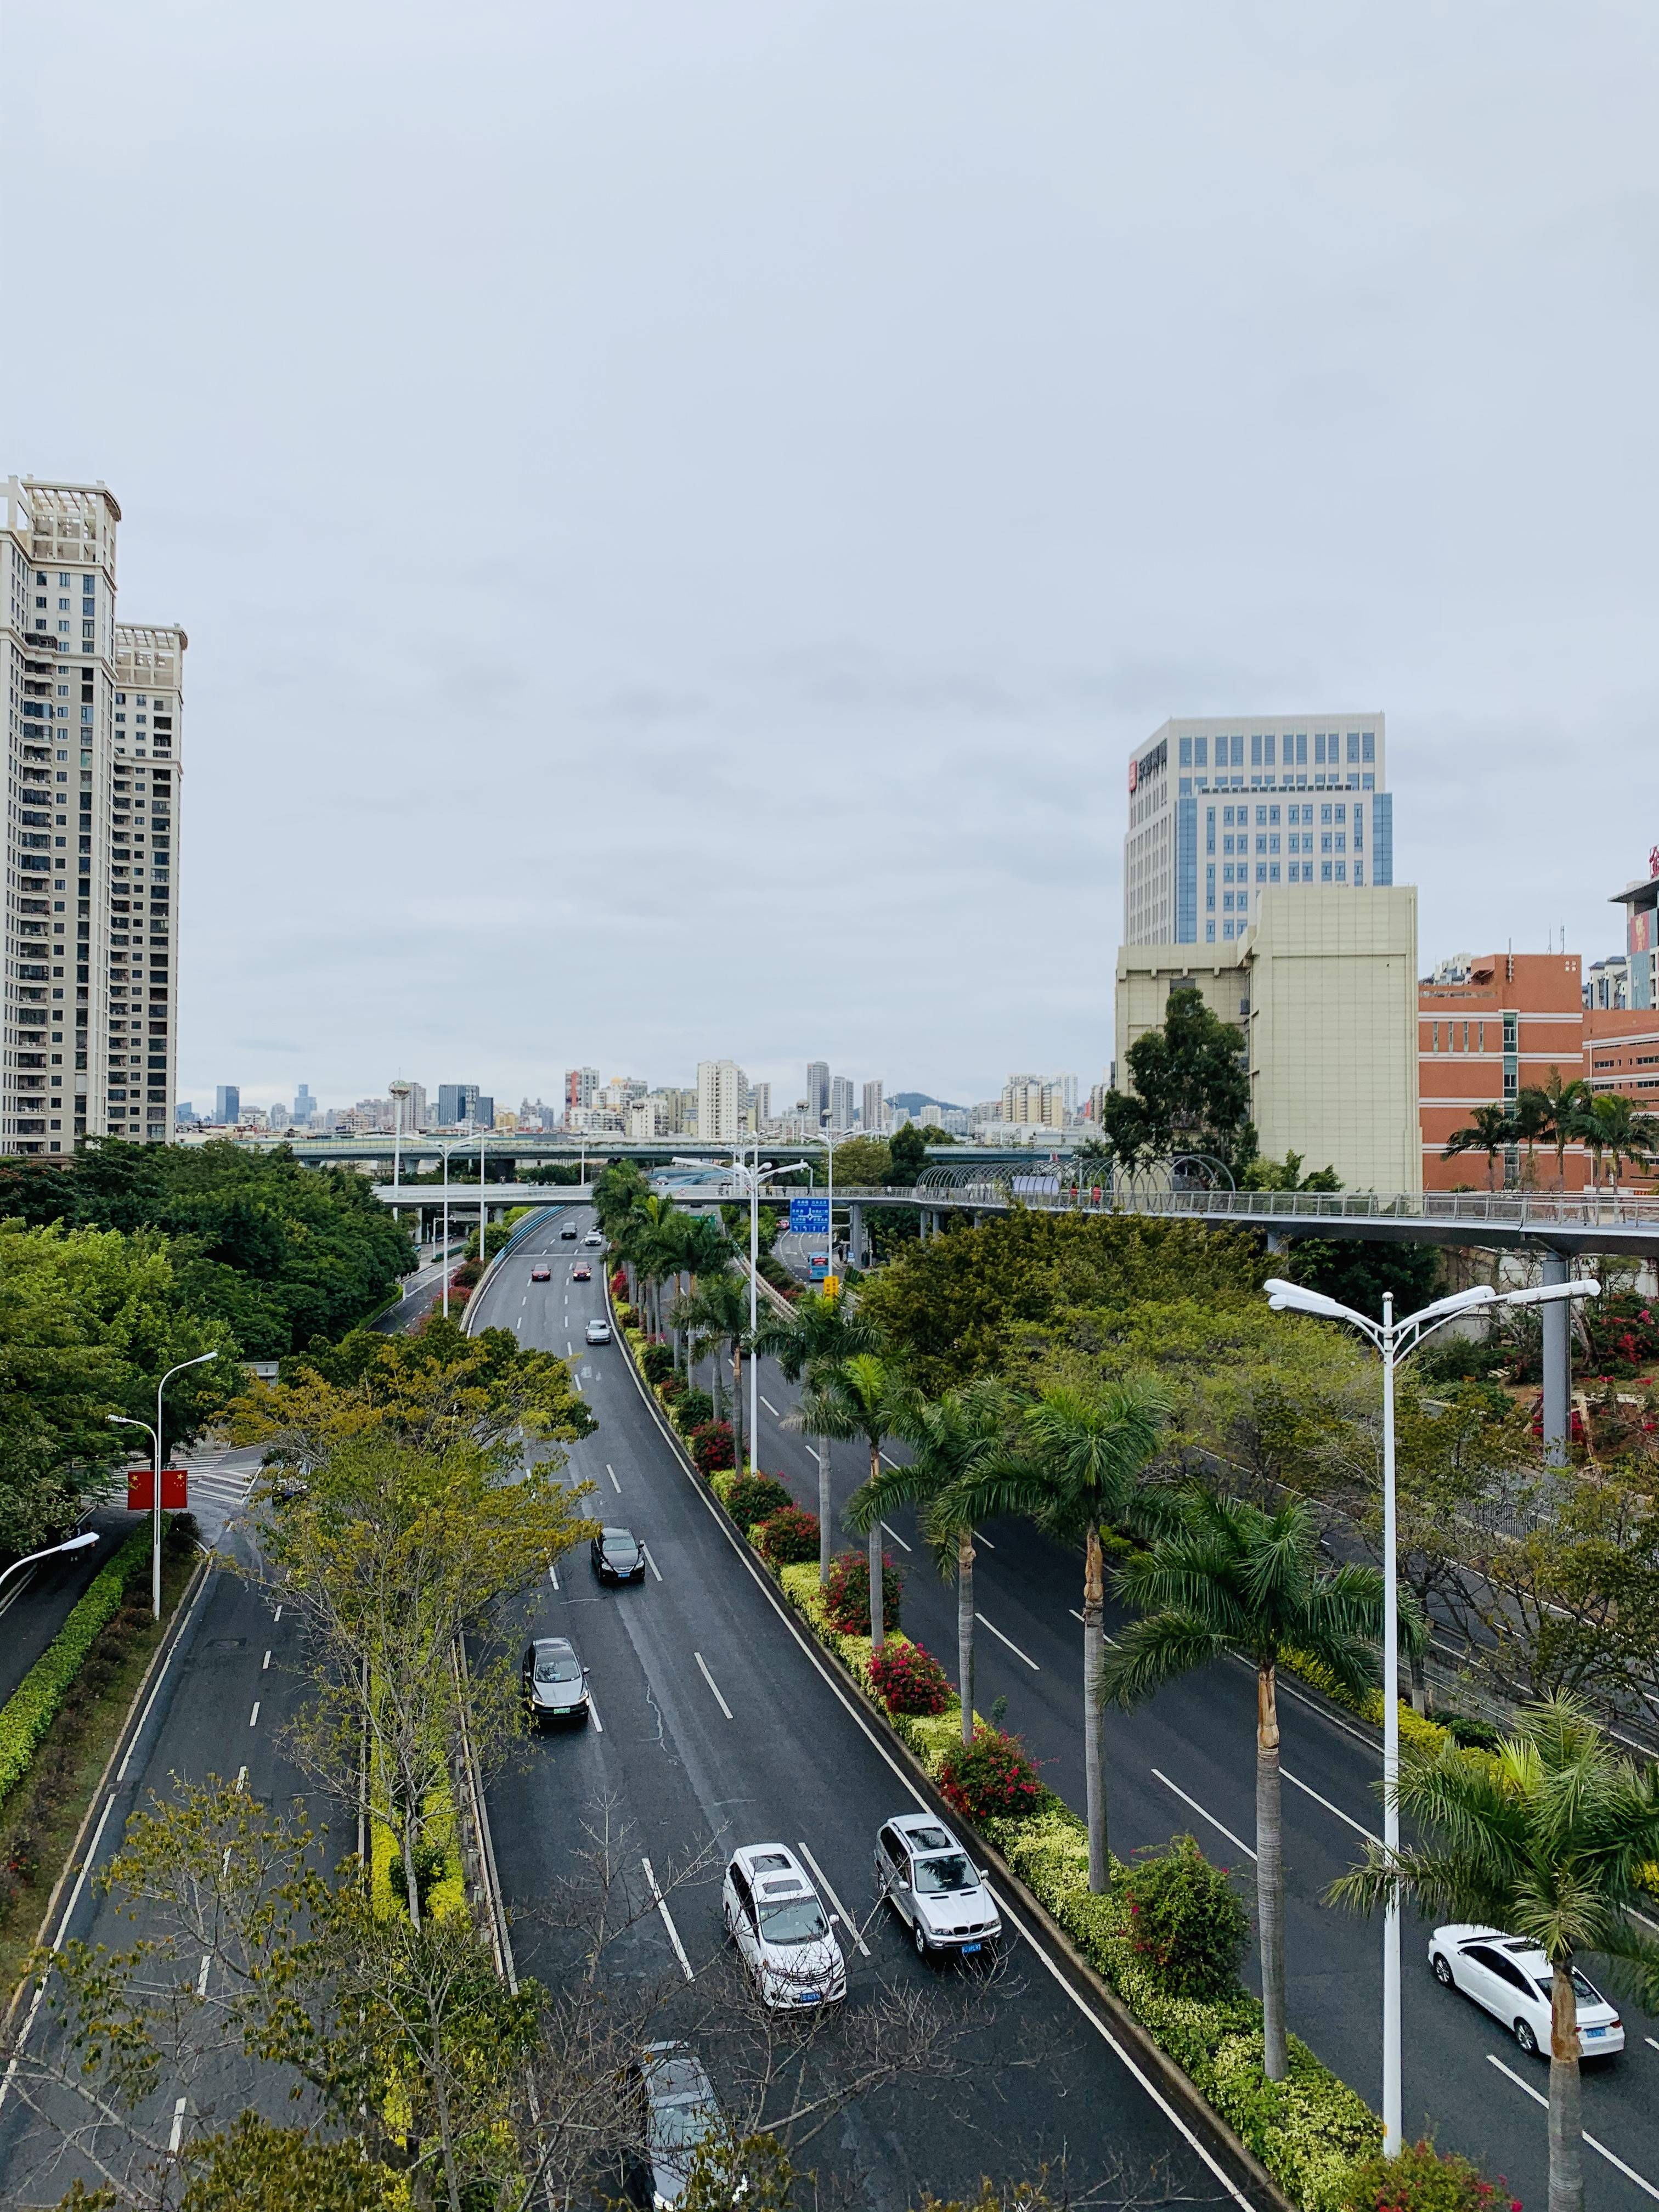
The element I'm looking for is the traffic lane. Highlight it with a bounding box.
[0,1543,314,2194]
[0,1503,145,1706]
[746,1362,1659,2209]
[487,1370,1264,2209]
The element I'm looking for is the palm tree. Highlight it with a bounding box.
[670,1270,752,1470]
[1575,1092,1659,1194]
[1101,1489,1401,2081]
[753,1289,880,1585]
[672,1212,733,1374]
[1534,1068,1588,1192]
[1442,1103,1515,1192]
[794,1351,913,1647]
[844,1379,1016,1743]
[1510,1087,1553,1185]
[1329,1696,1659,2212]
[935,1378,1172,1893]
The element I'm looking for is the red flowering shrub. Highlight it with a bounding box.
[935,1726,1041,1822]
[867,1640,951,1717]
[610,1268,628,1299]
[658,1372,685,1404]
[825,1549,902,1635]
[725,1474,793,1530]
[1339,2141,1517,2212]
[640,1340,674,1385]
[755,1505,820,1565]
[690,1421,735,1476]
[1119,1834,1248,1997]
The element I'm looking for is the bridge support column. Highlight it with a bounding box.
[1266,1232,1283,1255]
[1542,1250,1571,1468]
[848,1202,864,1269]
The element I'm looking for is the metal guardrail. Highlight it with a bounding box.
[821,1183,1659,1234]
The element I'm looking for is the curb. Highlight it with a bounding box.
[3,1549,211,2035]
[606,1279,1294,2212]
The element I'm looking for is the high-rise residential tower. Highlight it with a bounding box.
[2,476,185,1155]
[861,1080,885,1132]
[1124,714,1391,949]
[828,1075,854,1131]
[805,1060,829,1127]
[697,1058,747,1143]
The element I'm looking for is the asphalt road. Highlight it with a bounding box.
[725,1273,1659,2211]
[472,1211,1272,2212]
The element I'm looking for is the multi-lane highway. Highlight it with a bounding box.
[471,1209,1271,2209]
[754,1244,1659,2209]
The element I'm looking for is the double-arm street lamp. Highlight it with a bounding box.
[1263,1269,1600,2158]
[109,1348,222,1620]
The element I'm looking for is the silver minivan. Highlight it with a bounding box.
[722,1843,847,2008]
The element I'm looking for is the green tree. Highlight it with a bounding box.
[1238,1150,1341,1192]
[938,1379,1172,1891]
[1288,1236,1442,1326]
[671,1269,753,1471]
[845,1378,1016,1743]
[1441,1103,1515,1191]
[1101,988,1255,1175]
[753,1288,880,1583]
[1511,1086,1553,1183]
[885,1123,932,1186]
[794,1351,913,1647]
[1575,1092,1659,1192]
[1102,1489,1401,2079]
[1329,1698,1659,2212]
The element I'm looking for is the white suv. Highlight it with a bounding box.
[874,1814,1001,1959]
[722,1843,847,2008]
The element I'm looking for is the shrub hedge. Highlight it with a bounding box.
[690,1421,735,1475]
[724,1474,793,1531]
[867,1640,951,1717]
[754,1506,820,1566]
[825,1548,903,1635]
[0,1523,153,1814]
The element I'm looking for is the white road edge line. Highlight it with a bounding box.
[794,1838,871,1957]
[642,1855,693,1981]
[975,1611,1040,1671]
[606,1463,622,1493]
[1151,1769,1256,1861]
[694,1651,733,1719]
[0,1788,119,2114]
[1282,1767,1380,1844]
[608,1289,1257,2212]
[1487,2053,1659,2199]
[642,1545,663,1583]
[881,1521,912,1553]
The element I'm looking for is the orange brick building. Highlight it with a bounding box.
[1419,953,1659,1191]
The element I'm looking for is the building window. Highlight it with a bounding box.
[1362,732,1375,761]
[1180,736,1192,765]
[1321,804,1333,825]
[1256,864,1267,883]
[1205,920,1216,941]
[1321,861,1333,882]
[1335,861,1346,880]
[1353,861,1363,884]
[1269,862,1280,882]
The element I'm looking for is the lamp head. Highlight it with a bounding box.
[64,1531,99,1553]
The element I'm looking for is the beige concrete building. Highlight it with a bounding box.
[1114,886,1420,1193]
[2,477,183,1155]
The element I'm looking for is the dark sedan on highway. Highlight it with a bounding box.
[591,1526,646,1584]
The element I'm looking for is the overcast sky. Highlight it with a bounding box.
[9,2,1658,1114]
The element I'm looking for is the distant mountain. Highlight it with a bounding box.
[889,1091,963,1114]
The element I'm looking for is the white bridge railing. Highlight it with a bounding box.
[817,1184,1659,1234]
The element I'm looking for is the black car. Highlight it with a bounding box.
[560,1225,579,1239]
[591,1526,646,1584]
[522,1635,590,1728]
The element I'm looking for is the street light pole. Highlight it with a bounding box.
[1264,1269,1599,2157]
[0,1529,100,1604]
[727,1146,808,1477]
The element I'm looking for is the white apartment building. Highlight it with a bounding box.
[861,1079,885,1132]
[1000,1074,1066,1130]
[697,1058,748,1144]
[829,1075,854,1132]
[2,478,183,1155]
[1124,715,1392,951]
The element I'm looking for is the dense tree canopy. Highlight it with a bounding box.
[1099,988,1255,1174]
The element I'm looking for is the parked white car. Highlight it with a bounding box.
[722,1843,847,2009]
[1429,1925,1624,2057]
[873,1814,1001,1959]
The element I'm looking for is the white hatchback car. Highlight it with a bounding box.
[874,1814,1001,1959]
[585,1317,612,1345]
[723,1843,847,2009]
[1430,1925,1624,2058]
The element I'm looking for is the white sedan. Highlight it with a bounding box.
[1430,1925,1624,2057]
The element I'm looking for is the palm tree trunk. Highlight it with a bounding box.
[1082,1521,1109,1891]
[817,1435,832,1588]
[1408,1645,1428,1717]
[868,1442,885,1649]
[1548,1960,1584,2212]
[1257,1661,1286,2081]
[957,1529,975,1748]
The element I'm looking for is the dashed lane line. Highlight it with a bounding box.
[794,1838,870,1957]
[607,1463,622,1493]
[694,1652,733,1720]
[761,1396,781,1418]
[881,1522,912,1553]
[1487,2053,1659,2199]
[249,1701,261,1728]
[642,1856,693,1981]
[1151,1769,1255,1860]
[642,1545,663,1583]
[974,1611,1040,1671]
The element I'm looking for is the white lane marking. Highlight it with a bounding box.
[975,1612,1040,1671]
[1151,1769,1255,1861]
[1282,1765,1380,1844]
[974,1532,995,1548]
[1487,2053,1659,2198]
[586,1693,604,1734]
[694,1651,733,1719]
[642,1544,663,1583]
[196,1953,211,1997]
[0,1789,120,2113]
[261,1649,270,1671]
[169,2095,187,2152]
[1067,1609,1121,1647]
[567,1342,574,1357]
[606,1463,622,1493]
[1648,2036,1659,2055]
[234,1769,246,1794]
[1070,1609,1084,1622]
[642,1856,693,1981]
[611,1305,1256,2212]
[118,1564,215,1782]
[794,1838,870,1957]
[572,1375,582,1392]
[880,1521,912,1553]
[249,1701,260,1728]
[880,1452,901,1468]
[273,1605,282,1623]
[548,1562,560,1592]
[761,1396,781,1417]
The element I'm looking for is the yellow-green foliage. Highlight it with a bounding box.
[370,1784,465,1923]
